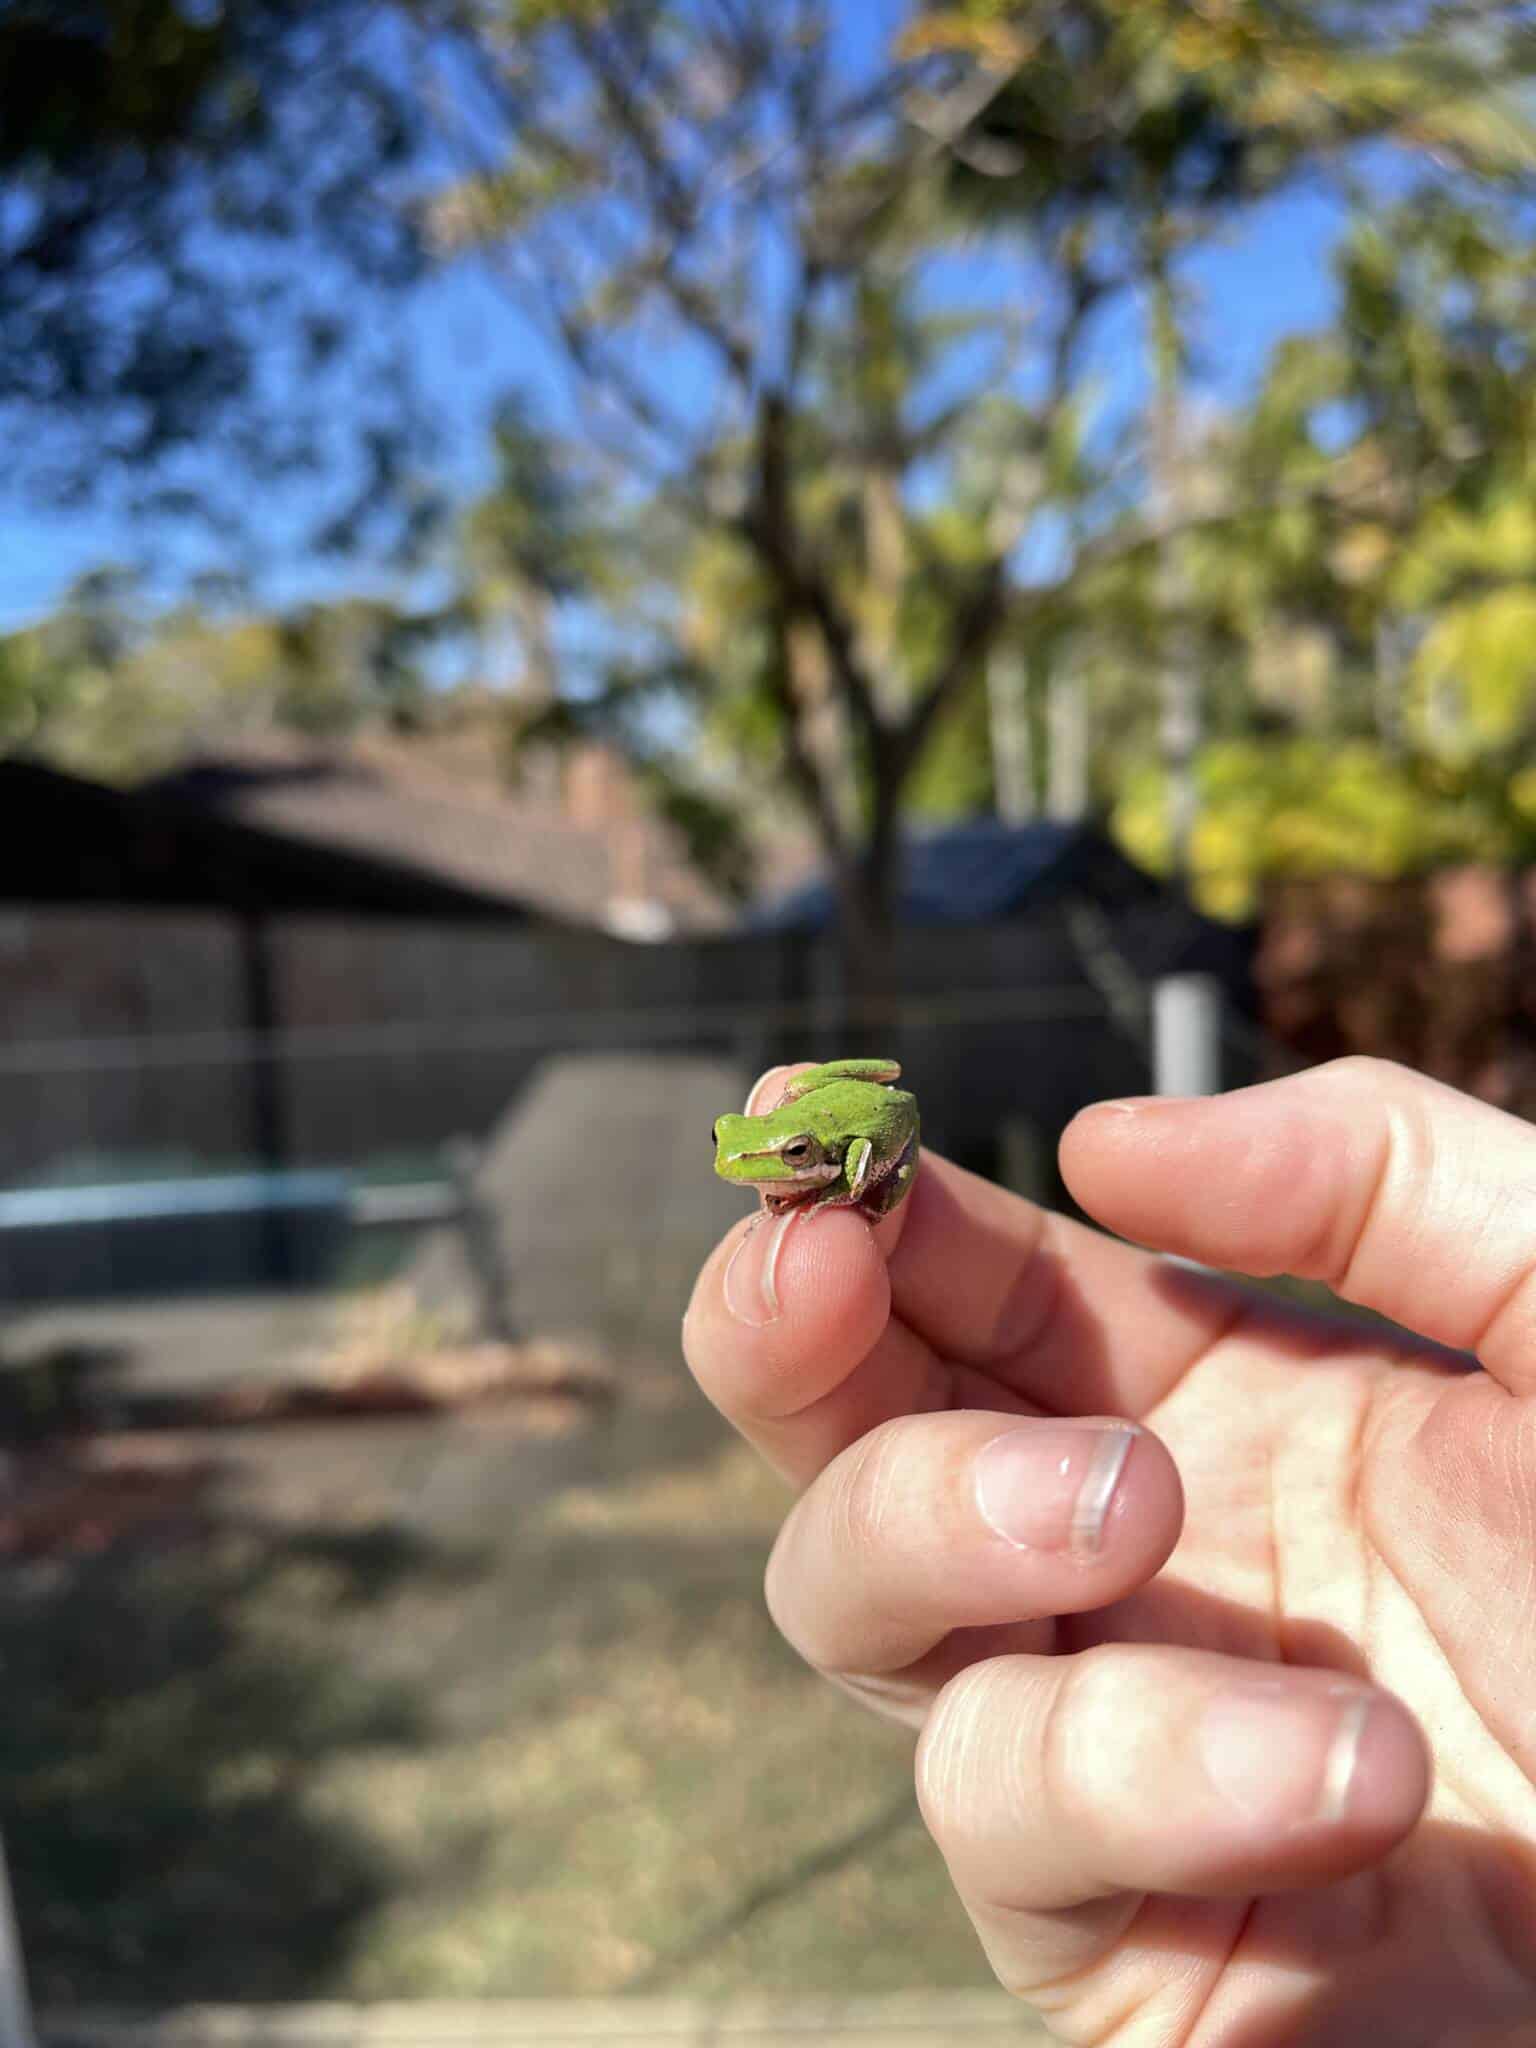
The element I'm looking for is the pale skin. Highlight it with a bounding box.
[682,1056,1536,2048]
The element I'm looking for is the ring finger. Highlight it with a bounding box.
[916,1641,1429,2008]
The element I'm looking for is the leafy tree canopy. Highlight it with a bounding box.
[0,0,456,561]
[0,569,442,780]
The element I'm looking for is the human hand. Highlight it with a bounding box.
[682,1057,1536,2047]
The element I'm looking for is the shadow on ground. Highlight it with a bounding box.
[0,1516,487,2004]
[0,1057,990,2000]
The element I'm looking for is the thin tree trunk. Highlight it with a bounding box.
[1149,258,1201,878]
[1374,614,1405,755]
[834,797,902,1046]
[988,648,1036,824]
[863,467,909,721]
[1046,669,1089,821]
[789,619,861,840]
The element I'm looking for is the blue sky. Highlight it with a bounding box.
[0,181,1347,632]
[0,3,1356,637]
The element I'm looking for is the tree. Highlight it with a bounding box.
[918,0,1536,871]
[429,1,1152,1013]
[0,0,454,562]
[433,0,1536,1012]
[0,573,442,781]
[1107,186,1536,912]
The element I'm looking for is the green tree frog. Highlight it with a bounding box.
[712,1058,920,1221]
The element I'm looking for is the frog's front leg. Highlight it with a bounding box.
[803,1135,873,1214]
[809,1133,921,1219]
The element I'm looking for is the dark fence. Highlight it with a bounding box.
[0,901,1251,1192]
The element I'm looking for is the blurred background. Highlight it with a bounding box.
[1,0,1535,2025]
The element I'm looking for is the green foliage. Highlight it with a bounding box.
[1413,589,1536,757]
[640,775,757,904]
[1088,178,1536,917]
[0,574,445,782]
[462,400,614,609]
[0,0,449,553]
[902,684,995,821]
[922,0,1536,204]
[14,0,1536,951]
[1116,739,1528,921]
[434,0,1536,961]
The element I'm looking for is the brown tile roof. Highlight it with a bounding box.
[147,734,732,935]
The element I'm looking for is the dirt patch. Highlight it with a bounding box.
[201,1335,615,1425]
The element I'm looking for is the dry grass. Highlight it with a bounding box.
[315,1436,985,1997]
[5,1250,1421,2002]
[3,1407,986,2001]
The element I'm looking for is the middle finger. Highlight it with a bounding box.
[766,1408,1184,1704]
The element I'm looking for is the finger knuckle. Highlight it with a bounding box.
[830,1416,917,1565]
[1034,1645,1138,1846]
[1060,1642,1129,1729]
[1055,1645,1124,1767]
[1314,1053,1404,1092]
[915,1657,1013,1847]
[761,1420,911,1662]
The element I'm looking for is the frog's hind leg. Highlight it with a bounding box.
[780,1059,901,1103]
[859,1131,919,1220]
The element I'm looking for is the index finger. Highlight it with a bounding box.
[684,1063,1265,1487]
[684,1061,949,1482]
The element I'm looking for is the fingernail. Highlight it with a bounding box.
[745,1065,789,1114]
[973,1423,1136,1558]
[723,1208,800,1326]
[1199,1681,1373,1826]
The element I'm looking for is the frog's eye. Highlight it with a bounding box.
[781,1136,817,1167]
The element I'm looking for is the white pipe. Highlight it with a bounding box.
[1153,973,1221,1098]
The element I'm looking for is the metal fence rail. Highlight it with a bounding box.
[0,1837,37,2048]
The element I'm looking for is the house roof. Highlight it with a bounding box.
[143,734,731,934]
[0,756,541,921]
[750,820,1164,931]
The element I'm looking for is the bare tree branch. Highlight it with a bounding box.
[742,389,883,749]
[760,608,851,863]
[572,20,759,388]
[894,256,1104,774]
[895,558,1011,779]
